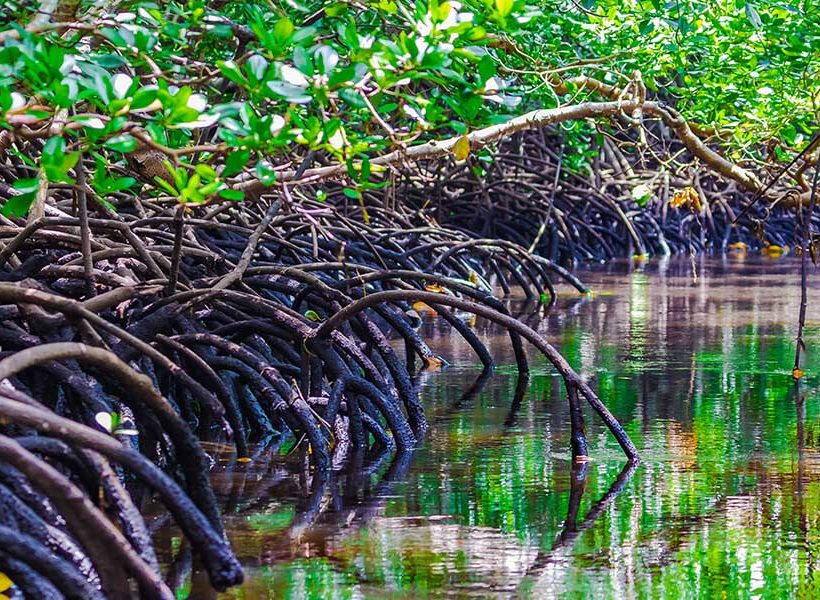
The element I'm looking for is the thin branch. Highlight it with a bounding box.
[212,199,281,290]
[75,152,95,295]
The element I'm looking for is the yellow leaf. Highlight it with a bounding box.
[495,0,514,16]
[0,572,11,592]
[236,456,252,463]
[453,136,470,161]
[424,283,445,293]
[689,187,702,213]
[761,243,789,257]
[670,190,687,208]
[670,186,701,213]
[728,242,748,252]
[424,355,445,369]
[435,1,452,21]
[793,368,805,380]
[413,300,437,316]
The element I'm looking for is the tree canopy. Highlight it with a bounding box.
[0,0,817,216]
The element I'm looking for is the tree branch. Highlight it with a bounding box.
[234,99,767,202]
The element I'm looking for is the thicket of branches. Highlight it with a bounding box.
[0,0,817,597]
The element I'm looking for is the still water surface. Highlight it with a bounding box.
[164,257,820,599]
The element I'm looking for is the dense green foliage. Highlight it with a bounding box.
[514,1,819,154]
[0,1,816,216]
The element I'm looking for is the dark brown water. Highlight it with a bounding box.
[158,256,820,599]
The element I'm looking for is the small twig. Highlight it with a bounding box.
[165,204,186,296]
[734,131,820,225]
[528,138,564,253]
[212,199,281,290]
[794,162,819,377]
[75,152,95,295]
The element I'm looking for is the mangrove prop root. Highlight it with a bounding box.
[0,175,644,596]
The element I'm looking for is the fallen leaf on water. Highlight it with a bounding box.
[761,242,789,257]
[424,355,445,369]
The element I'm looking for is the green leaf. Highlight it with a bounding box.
[328,64,367,89]
[273,17,294,44]
[267,81,311,103]
[246,55,269,82]
[477,56,496,84]
[105,134,137,153]
[1,193,36,217]
[41,137,79,183]
[2,177,40,217]
[631,184,653,207]
[745,4,762,29]
[94,54,127,68]
[254,161,277,185]
[219,189,244,201]
[223,149,250,177]
[325,2,348,17]
[110,176,137,192]
[154,177,179,196]
[199,182,221,195]
[131,87,158,110]
[194,163,218,180]
[217,60,246,85]
[42,136,63,161]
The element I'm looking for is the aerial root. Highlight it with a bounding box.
[0,192,635,595]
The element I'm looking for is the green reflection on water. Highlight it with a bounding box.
[212,259,820,599]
